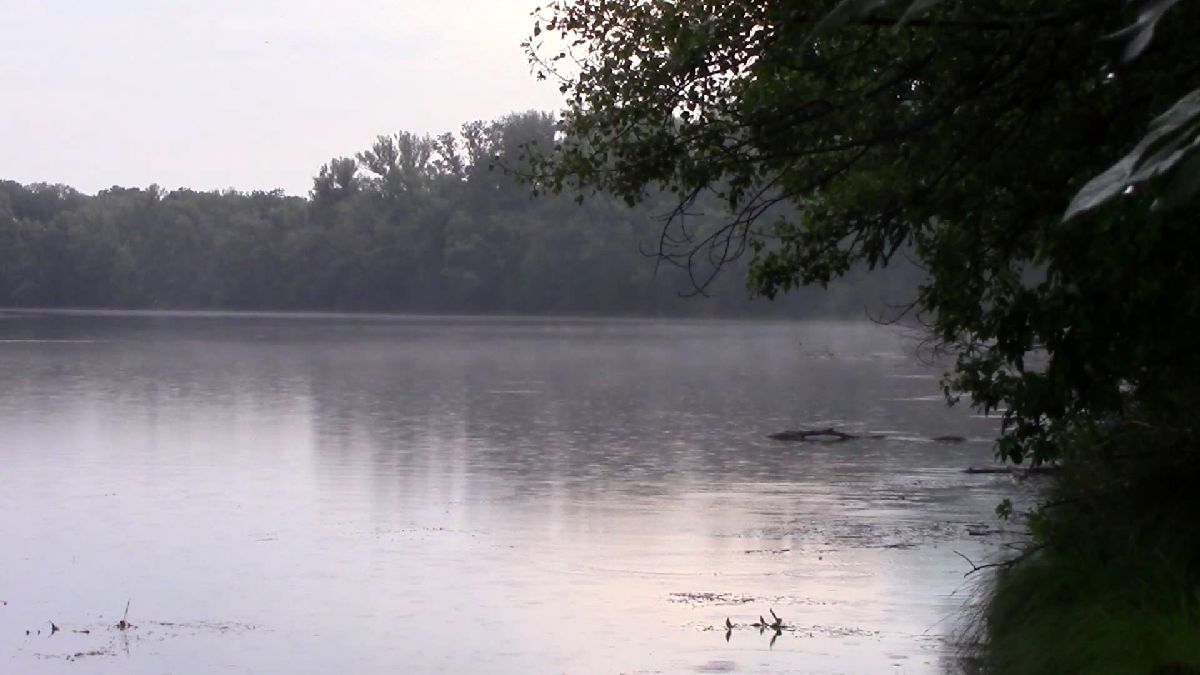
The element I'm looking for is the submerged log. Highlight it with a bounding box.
[768,428,858,442]
[963,466,1060,475]
[770,429,972,444]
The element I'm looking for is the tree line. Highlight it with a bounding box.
[0,111,919,316]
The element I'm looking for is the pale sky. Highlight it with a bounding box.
[0,0,564,195]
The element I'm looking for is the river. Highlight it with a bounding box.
[0,311,1022,673]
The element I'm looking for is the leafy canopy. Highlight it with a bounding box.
[524,0,1200,464]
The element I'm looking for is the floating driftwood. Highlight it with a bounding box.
[767,428,862,443]
[932,435,966,443]
[963,466,1059,475]
[768,428,963,443]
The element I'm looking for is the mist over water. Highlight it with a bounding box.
[0,312,1022,673]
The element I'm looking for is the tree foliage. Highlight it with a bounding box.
[0,112,916,318]
[525,0,1200,463]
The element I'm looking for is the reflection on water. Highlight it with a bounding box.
[0,311,1022,673]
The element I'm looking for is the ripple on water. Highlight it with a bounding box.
[694,660,738,672]
[668,592,757,606]
[673,593,831,609]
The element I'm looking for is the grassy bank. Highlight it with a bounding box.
[979,456,1200,674]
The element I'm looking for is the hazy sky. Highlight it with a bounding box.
[0,0,563,195]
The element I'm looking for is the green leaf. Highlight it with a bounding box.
[1106,0,1185,62]
[1062,157,1138,221]
[1153,144,1200,210]
[1128,120,1200,184]
[1064,88,1200,219]
[995,498,1014,520]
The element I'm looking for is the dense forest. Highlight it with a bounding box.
[0,111,920,317]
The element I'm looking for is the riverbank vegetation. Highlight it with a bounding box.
[0,113,919,317]
[980,456,1200,674]
[970,414,1200,672]
[521,1,1200,671]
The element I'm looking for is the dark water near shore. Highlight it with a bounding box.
[0,311,1021,673]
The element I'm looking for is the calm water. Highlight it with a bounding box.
[0,311,1022,674]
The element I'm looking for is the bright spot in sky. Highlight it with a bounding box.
[0,0,564,195]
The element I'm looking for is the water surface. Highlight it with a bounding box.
[0,312,1022,673]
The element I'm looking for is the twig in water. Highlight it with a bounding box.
[116,599,132,631]
[953,546,1043,577]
